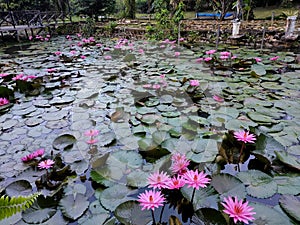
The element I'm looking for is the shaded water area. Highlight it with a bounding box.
[0,36,299,224]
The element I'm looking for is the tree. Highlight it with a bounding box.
[124,0,136,18]
[75,0,116,21]
[210,0,236,20]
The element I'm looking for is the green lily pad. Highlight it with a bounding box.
[251,64,266,76]
[114,200,152,225]
[275,151,300,171]
[52,134,76,150]
[250,202,293,225]
[274,176,300,195]
[191,208,227,225]
[181,186,219,210]
[22,206,56,224]
[99,184,135,211]
[247,111,276,124]
[279,195,300,222]
[236,170,277,198]
[152,130,170,145]
[98,132,116,147]
[59,193,89,220]
[210,174,246,199]
[5,180,33,197]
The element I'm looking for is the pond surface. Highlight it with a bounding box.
[0,36,299,225]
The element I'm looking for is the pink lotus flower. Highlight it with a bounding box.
[54,51,62,56]
[167,176,186,189]
[137,189,166,211]
[86,139,98,144]
[0,73,9,77]
[38,159,55,169]
[182,170,211,190]
[77,33,82,37]
[104,55,112,60]
[233,130,256,143]
[204,57,213,62]
[152,84,161,89]
[213,95,224,103]
[70,50,77,55]
[205,49,216,55]
[0,97,9,106]
[170,153,190,175]
[254,57,262,62]
[270,56,279,61]
[148,171,171,189]
[220,55,229,60]
[220,51,231,56]
[138,49,144,54]
[221,196,256,224]
[189,80,199,86]
[196,58,203,63]
[29,36,33,40]
[143,84,152,88]
[47,68,56,73]
[96,43,102,47]
[175,52,180,57]
[160,45,166,48]
[32,148,45,158]
[80,55,86,59]
[21,153,35,162]
[84,129,99,137]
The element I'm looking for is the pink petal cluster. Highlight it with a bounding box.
[47,68,56,73]
[104,55,112,60]
[167,176,186,189]
[254,57,262,62]
[270,56,279,61]
[182,169,211,190]
[148,171,171,189]
[138,189,166,211]
[174,52,180,57]
[38,159,55,169]
[190,79,199,87]
[213,95,224,103]
[21,148,45,162]
[0,97,9,106]
[84,129,99,144]
[222,196,256,224]
[54,51,62,56]
[12,74,37,81]
[233,130,256,143]
[206,49,217,55]
[204,57,213,62]
[0,73,9,77]
[170,153,190,175]
[220,51,231,56]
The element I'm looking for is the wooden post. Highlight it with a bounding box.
[216,23,220,48]
[260,23,266,51]
[271,12,274,27]
[177,20,181,46]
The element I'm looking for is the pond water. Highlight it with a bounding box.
[0,35,299,225]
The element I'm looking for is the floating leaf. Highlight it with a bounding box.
[114,200,152,225]
[211,174,246,200]
[52,134,76,150]
[99,184,134,211]
[279,195,300,222]
[274,176,300,195]
[59,194,89,220]
[275,151,300,171]
[236,170,277,198]
[251,64,266,76]
[22,204,56,224]
[250,202,293,225]
[98,132,116,147]
[191,208,227,225]
[5,180,33,197]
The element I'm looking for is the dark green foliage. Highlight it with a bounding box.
[0,193,40,221]
[75,0,116,21]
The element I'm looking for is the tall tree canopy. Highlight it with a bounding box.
[75,0,116,21]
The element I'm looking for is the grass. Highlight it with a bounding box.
[136,6,295,20]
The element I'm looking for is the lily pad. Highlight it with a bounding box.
[114,200,152,225]
[236,170,277,198]
[5,180,33,196]
[59,193,89,220]
[279,195,300,222]
[99,184,135,211]
[191,208,227,225]
[275,151,300,171]
[210,174,246,199]
[52,134,76,150]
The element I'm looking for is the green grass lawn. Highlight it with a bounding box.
[136,6,295,20]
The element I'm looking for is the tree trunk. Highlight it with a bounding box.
[125,0,136,19]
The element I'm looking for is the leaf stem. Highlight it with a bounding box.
[151,209,156,225]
